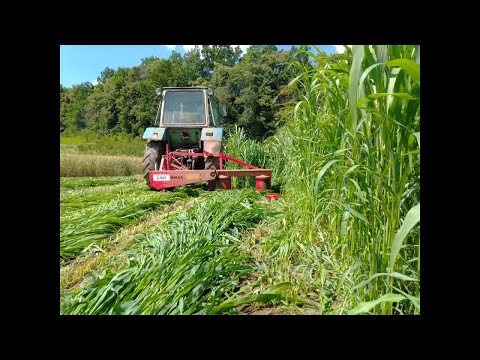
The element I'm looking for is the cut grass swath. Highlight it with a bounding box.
[61,190,291,315]
[60,181,148,217]
[60,192,188,261]
[60,176,140,189]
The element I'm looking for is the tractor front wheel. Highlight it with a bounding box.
[143,141,164,190]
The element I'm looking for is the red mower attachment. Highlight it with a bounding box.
[264,193,281,201]
[149,150,273,191]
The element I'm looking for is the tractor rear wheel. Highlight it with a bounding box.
[205,156,219,190]
[143,141,164,190]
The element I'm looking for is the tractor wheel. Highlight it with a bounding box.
[143,141,164,190]
[205,156,219,190]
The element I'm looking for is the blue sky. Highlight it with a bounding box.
[60,45,345,87]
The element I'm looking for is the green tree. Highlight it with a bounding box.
[241,45,278,63]
[96,67,116,84]
[200,45,242,79]
[60,82,94,132]
[210,49,294,139]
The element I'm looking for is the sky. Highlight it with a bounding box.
[60,45,347,87]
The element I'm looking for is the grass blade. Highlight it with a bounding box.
[353,272,419,290]
[389,203,420,269]
[349,293,407,315]
[384,59,420,84]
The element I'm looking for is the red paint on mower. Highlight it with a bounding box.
[149,150,272,191]
[264,193,281,201]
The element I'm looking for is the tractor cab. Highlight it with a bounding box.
[155,86,224,127]
[160,89,218,126]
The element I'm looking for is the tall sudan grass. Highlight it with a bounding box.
[225,127,268,188]
[283,45,419,314]
[228,45,420,314]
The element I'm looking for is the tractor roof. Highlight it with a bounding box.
[162,86,209,90]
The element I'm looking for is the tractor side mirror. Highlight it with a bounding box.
[220,104,227,117]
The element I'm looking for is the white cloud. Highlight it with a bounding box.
[181,45,251,55]
[182,45,197,52]
[334,45,352,54]
[92,79,98,86]
[164,45,176,50]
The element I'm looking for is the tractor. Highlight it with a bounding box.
[142,86,272,191]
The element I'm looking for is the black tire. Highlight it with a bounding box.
[205,156,219,190]
[143,141,164,189]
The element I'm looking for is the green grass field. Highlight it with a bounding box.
[60,45,420,315]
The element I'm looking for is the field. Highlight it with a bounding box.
[60,45,420,315]
[60,177,295,314]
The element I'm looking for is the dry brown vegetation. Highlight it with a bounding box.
[60,154,142,177]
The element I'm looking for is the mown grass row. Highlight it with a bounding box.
[226,45,420,314]
[60,190,191,262]
[60,176,140,189]
[61,181,149,218]
[60,195,205,294]
[61,190,282,315]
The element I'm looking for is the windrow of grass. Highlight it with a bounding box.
[60,176,141,189]
[60,154,142,177]
[61,190,286,315]
[60,190,191,262]
[60,195,206,294]
[61,181,149,218]
[226,45,420,314]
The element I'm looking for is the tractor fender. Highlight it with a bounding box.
[142,127,167,141]
[201,128,224,154]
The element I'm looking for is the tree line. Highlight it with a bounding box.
[60,45,316,140]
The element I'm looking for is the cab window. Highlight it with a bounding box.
[163,91,206,125]
[209,96,220,127]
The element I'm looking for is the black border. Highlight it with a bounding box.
[7,23,435,319]
[5,42,59,316]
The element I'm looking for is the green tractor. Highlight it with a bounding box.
[141,86,227,189]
